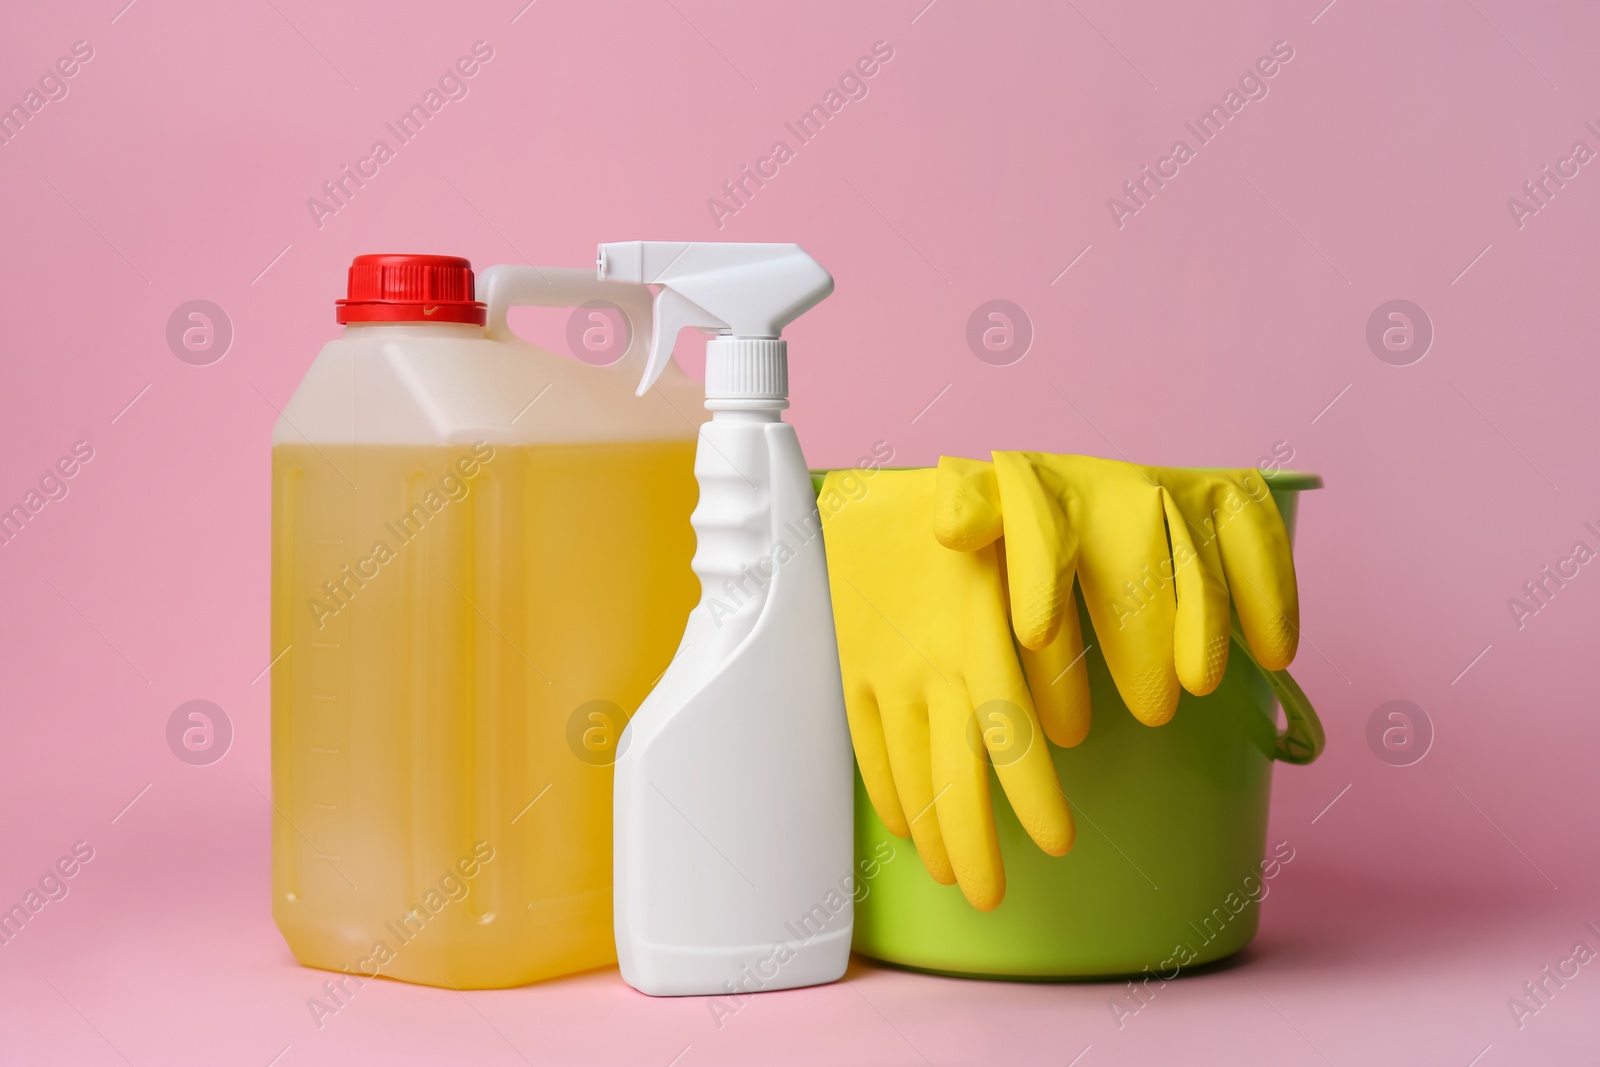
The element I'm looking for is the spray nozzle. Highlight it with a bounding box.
[597,242,833,398]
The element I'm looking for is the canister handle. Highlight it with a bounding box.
[478,265,655,372]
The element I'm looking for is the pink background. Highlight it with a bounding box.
[3,0,1598,1063]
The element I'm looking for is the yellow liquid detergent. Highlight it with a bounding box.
[269,439,698,989]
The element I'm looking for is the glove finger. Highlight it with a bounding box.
[1214,473,1300,671]
[1017,584,1092,748]
[927,686,1005,911]
[1160,487,1231,696]
[1075,478,1179,726]
[877,697,955,887]
[970,684,1074,859]
[960,541,1075,849]
[993,452,1077,650]
[843,683,908,838]
[933,456,1004,551]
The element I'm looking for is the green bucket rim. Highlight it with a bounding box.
[1248,468,1323,491]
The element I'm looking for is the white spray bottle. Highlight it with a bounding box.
[600,241,853,997]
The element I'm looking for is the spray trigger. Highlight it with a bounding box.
[638,288,725,397]
[597,241,834,399]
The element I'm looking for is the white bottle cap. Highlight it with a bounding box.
[704,337,787,405]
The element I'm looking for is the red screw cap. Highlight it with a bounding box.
[336,253,487,325]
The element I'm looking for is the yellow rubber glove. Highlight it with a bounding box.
[934,457,1092,750]
[933,455,1299,727]
[1146,465,1300,676]
[820,468,1073,911]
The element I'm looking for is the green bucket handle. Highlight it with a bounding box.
[1230,618,1324,764]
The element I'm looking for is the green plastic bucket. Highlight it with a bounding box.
[818,469,1324,979]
